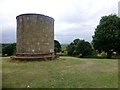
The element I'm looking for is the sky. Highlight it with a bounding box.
[0,0,119,44]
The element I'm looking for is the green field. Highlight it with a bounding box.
[2,56,118,88]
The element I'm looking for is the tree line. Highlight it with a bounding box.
[2,40,62,57]
[67,14,120,58]
[2,14,120,58]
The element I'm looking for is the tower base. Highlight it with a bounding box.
[11,52,58,60]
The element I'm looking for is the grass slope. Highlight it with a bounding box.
[2,56,118,88]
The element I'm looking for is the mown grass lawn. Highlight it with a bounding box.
[2,56,118,88]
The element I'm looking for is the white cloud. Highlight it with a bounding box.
[0,0,119,43]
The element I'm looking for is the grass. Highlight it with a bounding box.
[2,56,118,88]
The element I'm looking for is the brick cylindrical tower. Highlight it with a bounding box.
[13,13,55,59]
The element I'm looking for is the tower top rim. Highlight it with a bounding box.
[16,13,54,21]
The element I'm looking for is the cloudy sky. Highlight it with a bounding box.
[0,0,119,44]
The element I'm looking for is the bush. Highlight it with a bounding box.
[91,50,98,58]
[97,52,107,59]
[67,39,93,58]
[2,43,16,56]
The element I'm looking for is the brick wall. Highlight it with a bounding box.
[16,14,54,53]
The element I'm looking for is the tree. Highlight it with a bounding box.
[2,43,16,56]
[67,42,75,56]
[54,40,61,53]
[73,39,80,45]
[92,14,120,58]
[76,40,93,57]
[67,39,93,57]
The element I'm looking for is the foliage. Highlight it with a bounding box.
[67,42,75,56]
[76,40,93,57]
[54,40,61,53]
[100,52,107,58]
[67,39,93,57]
[92,14,120,58]
[2,43,16,56]
[97,52,107,59]
[60,44,68,56]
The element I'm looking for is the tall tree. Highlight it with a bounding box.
[54,40,61,53]
[92,14,120,58]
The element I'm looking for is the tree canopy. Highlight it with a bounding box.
[2,43,16,56]
[92,14,120,58]
[67,39,92,58]
[54,40,61,53]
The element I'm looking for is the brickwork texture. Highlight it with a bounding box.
[16,14,54,54]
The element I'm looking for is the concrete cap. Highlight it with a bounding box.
[16,13,54,21]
